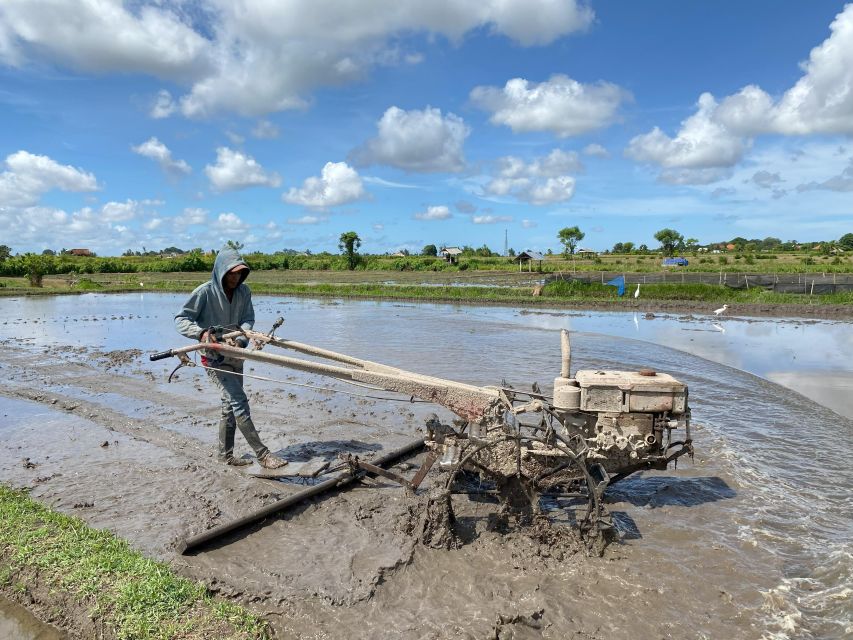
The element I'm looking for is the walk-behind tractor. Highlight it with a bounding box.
[151,320,693,554]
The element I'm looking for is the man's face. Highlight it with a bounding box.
[223,267,246,289]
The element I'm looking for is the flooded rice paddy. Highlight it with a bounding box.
[0,293,850,639]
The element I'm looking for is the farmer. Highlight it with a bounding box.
[175,245,287,469]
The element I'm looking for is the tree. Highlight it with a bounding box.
[42,249,56,256]
[507,247,516,257]
[23,253,54,287]
[338,231,362,270]
[557,226,584,256]
[421,244,438,257]
[226,240,244,251]
[839,233,853,251]
[654,228,684,256]
[622,241,635,253]
[0,245,12,262]
[612,242,624,254]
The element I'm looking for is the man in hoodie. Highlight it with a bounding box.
[175,245,287,469]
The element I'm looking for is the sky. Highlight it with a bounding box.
[0,0,851,256]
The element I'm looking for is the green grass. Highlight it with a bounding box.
[1,271,851,309]
[0,485,268,640]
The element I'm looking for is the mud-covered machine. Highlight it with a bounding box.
[152,321,692,551]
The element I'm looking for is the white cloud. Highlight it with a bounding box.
[363,175,419,189]
[225,131,245,146]
[626,93,748,171]
[283,161,366,208]
[213,212,250,232]
[414,205,452,220]
[0,150,98,207]
[150,89,176,119]
[351,106,469,173]
[626,5,853,183]
[0,1,594,118]
[522,219,537,228]
[583,143,609,158]
[205,147,281,191]
[483,149,579,204]
[173,207,208,227]
[132,137,191,175]
[470,74,631,137]
[100,199,145,222]
[473,215,513,224]
[372,223,385,231]
[287,215,326,225]
[252,120,280,139]
[0,0,210,80]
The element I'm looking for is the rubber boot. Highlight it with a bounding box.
[218,414,237,461]
[234,415,269,458]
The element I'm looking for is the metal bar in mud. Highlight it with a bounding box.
[178,438,426,555]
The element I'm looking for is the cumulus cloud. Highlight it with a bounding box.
[288,215,326,225]
[626,94,748,171]
[205,147,281,192]
[413,205,452,220]
[132,137,191,175]
[213,212,250,233]
[626,5,853,183]
[484,149,580,204]
[521,219,537,228]
[350,106,469,173]
[150,89,176,119]
[583,143,609,158]
[470,74,630,137]
[473,215,513,224]
[0,0,210,80]
[252,120,280,139]
[173,207,208,227]
[283,161,366,208]
[0,150,99,207]
[0,1,596,118]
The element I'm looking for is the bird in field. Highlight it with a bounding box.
[634,283,640,298]
[713,304,729,316]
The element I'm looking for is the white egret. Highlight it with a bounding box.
[634,283,640,299]
[713,304,729,316]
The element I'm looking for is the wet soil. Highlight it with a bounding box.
[0,344,600,639]
[1,294,850,639]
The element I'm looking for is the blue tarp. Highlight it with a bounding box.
[605,275,625,296]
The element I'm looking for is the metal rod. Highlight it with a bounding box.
[178,438,425,554]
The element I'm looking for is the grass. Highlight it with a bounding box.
[0,271,851,309]
[0,485,268,640]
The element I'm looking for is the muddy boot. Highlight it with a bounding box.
[223,455,252,467]
[218,414,237,462]
[258,452,288,469]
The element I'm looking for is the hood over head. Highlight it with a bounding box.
[212,245,250,293]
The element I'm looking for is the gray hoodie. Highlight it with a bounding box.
[175,246,255,342]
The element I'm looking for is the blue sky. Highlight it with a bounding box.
[1,1,851,256]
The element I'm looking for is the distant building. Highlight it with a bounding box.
[576,248,597,257]
[68,249,92,256]
[390,251,407,258]
[440,246,463,264]
[516,250,544,272]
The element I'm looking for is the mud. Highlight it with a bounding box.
[0,293,851,639]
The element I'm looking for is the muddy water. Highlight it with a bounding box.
[0,293,851,639]
[0,596,64,640]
